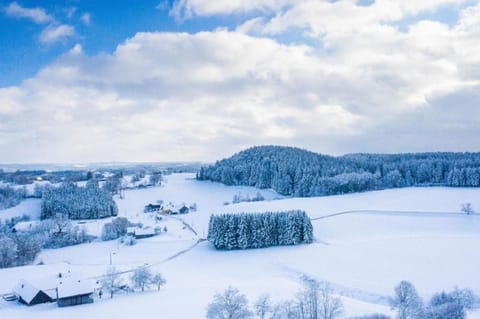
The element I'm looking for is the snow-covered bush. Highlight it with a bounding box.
[41,180,118,220]
[123,235,136,246]
[207,210,314,250]
[101,217,133,241]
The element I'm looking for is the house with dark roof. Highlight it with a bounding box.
[144,204,162,213]
[13,281,54,306]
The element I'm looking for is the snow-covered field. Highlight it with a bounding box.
[1,173,480,318]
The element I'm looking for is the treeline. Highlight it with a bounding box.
[41,180,118,220]
[207,210,314,250]
[205,279,476,319]
[197,146,480,196]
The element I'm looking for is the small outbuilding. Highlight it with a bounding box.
[57,279,94,307]
[144,204,162,213]
[13,281,54,306]
[177,205,189,215]
[134,227,156,239]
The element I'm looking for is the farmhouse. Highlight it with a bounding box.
[56,279,94,307]
[13,281,54,306]
[144,204,162,213]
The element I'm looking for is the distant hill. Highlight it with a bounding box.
[197,146,480,196]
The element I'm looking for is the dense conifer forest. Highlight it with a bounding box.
[207,210,314,250]
[41,180,118,220]
[197,146,480,196]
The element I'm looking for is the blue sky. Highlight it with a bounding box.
[0,0,479,163]
[0,0,232,86]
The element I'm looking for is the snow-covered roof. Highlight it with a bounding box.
[135,227,155,236]
[13,281,41,304]
[127,226,136,234]
[57,279,94,299]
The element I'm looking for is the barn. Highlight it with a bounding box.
[13,281,54,306]
[56,279,94,307]
[144,204,162,213]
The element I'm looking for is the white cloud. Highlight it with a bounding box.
[39,24,75,44]
[5,2,53,24]
[170,0,293,20]
[1,1,480,162]
[81,13,91,25]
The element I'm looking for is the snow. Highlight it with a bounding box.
[57,279,94,299]
[1,173,480,318]
[0,199,41,221]
[13,281,42,304]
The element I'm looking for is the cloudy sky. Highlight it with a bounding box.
[0,0,479,163]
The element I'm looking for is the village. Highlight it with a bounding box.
[0,198,197,310]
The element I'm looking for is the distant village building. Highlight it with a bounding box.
[56,279,94,307]
[144,204,162,213]
[13,281,54,306]
[177,205,189,215]
[126,226,156,239]
[145,201,191,215]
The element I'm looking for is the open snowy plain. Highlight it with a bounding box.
[1,173,479,318]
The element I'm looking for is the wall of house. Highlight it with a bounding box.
[57,294,93,307]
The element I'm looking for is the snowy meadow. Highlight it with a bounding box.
[0,173,479,318]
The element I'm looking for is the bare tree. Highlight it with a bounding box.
[298,277,343,319]
[254,293,272,319]
[151,273,166,291]
[270,300,301,319]
[0,236,17,268]
[101,266,123,298]
[206,286,253,319]
[461,203,474,215]
[390,281,424,319]
[131,267,152,292]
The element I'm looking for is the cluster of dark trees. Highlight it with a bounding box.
[40,180,118,220]
[197,146,480,196]
[0,185,26,210]
[207,210,314,250]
